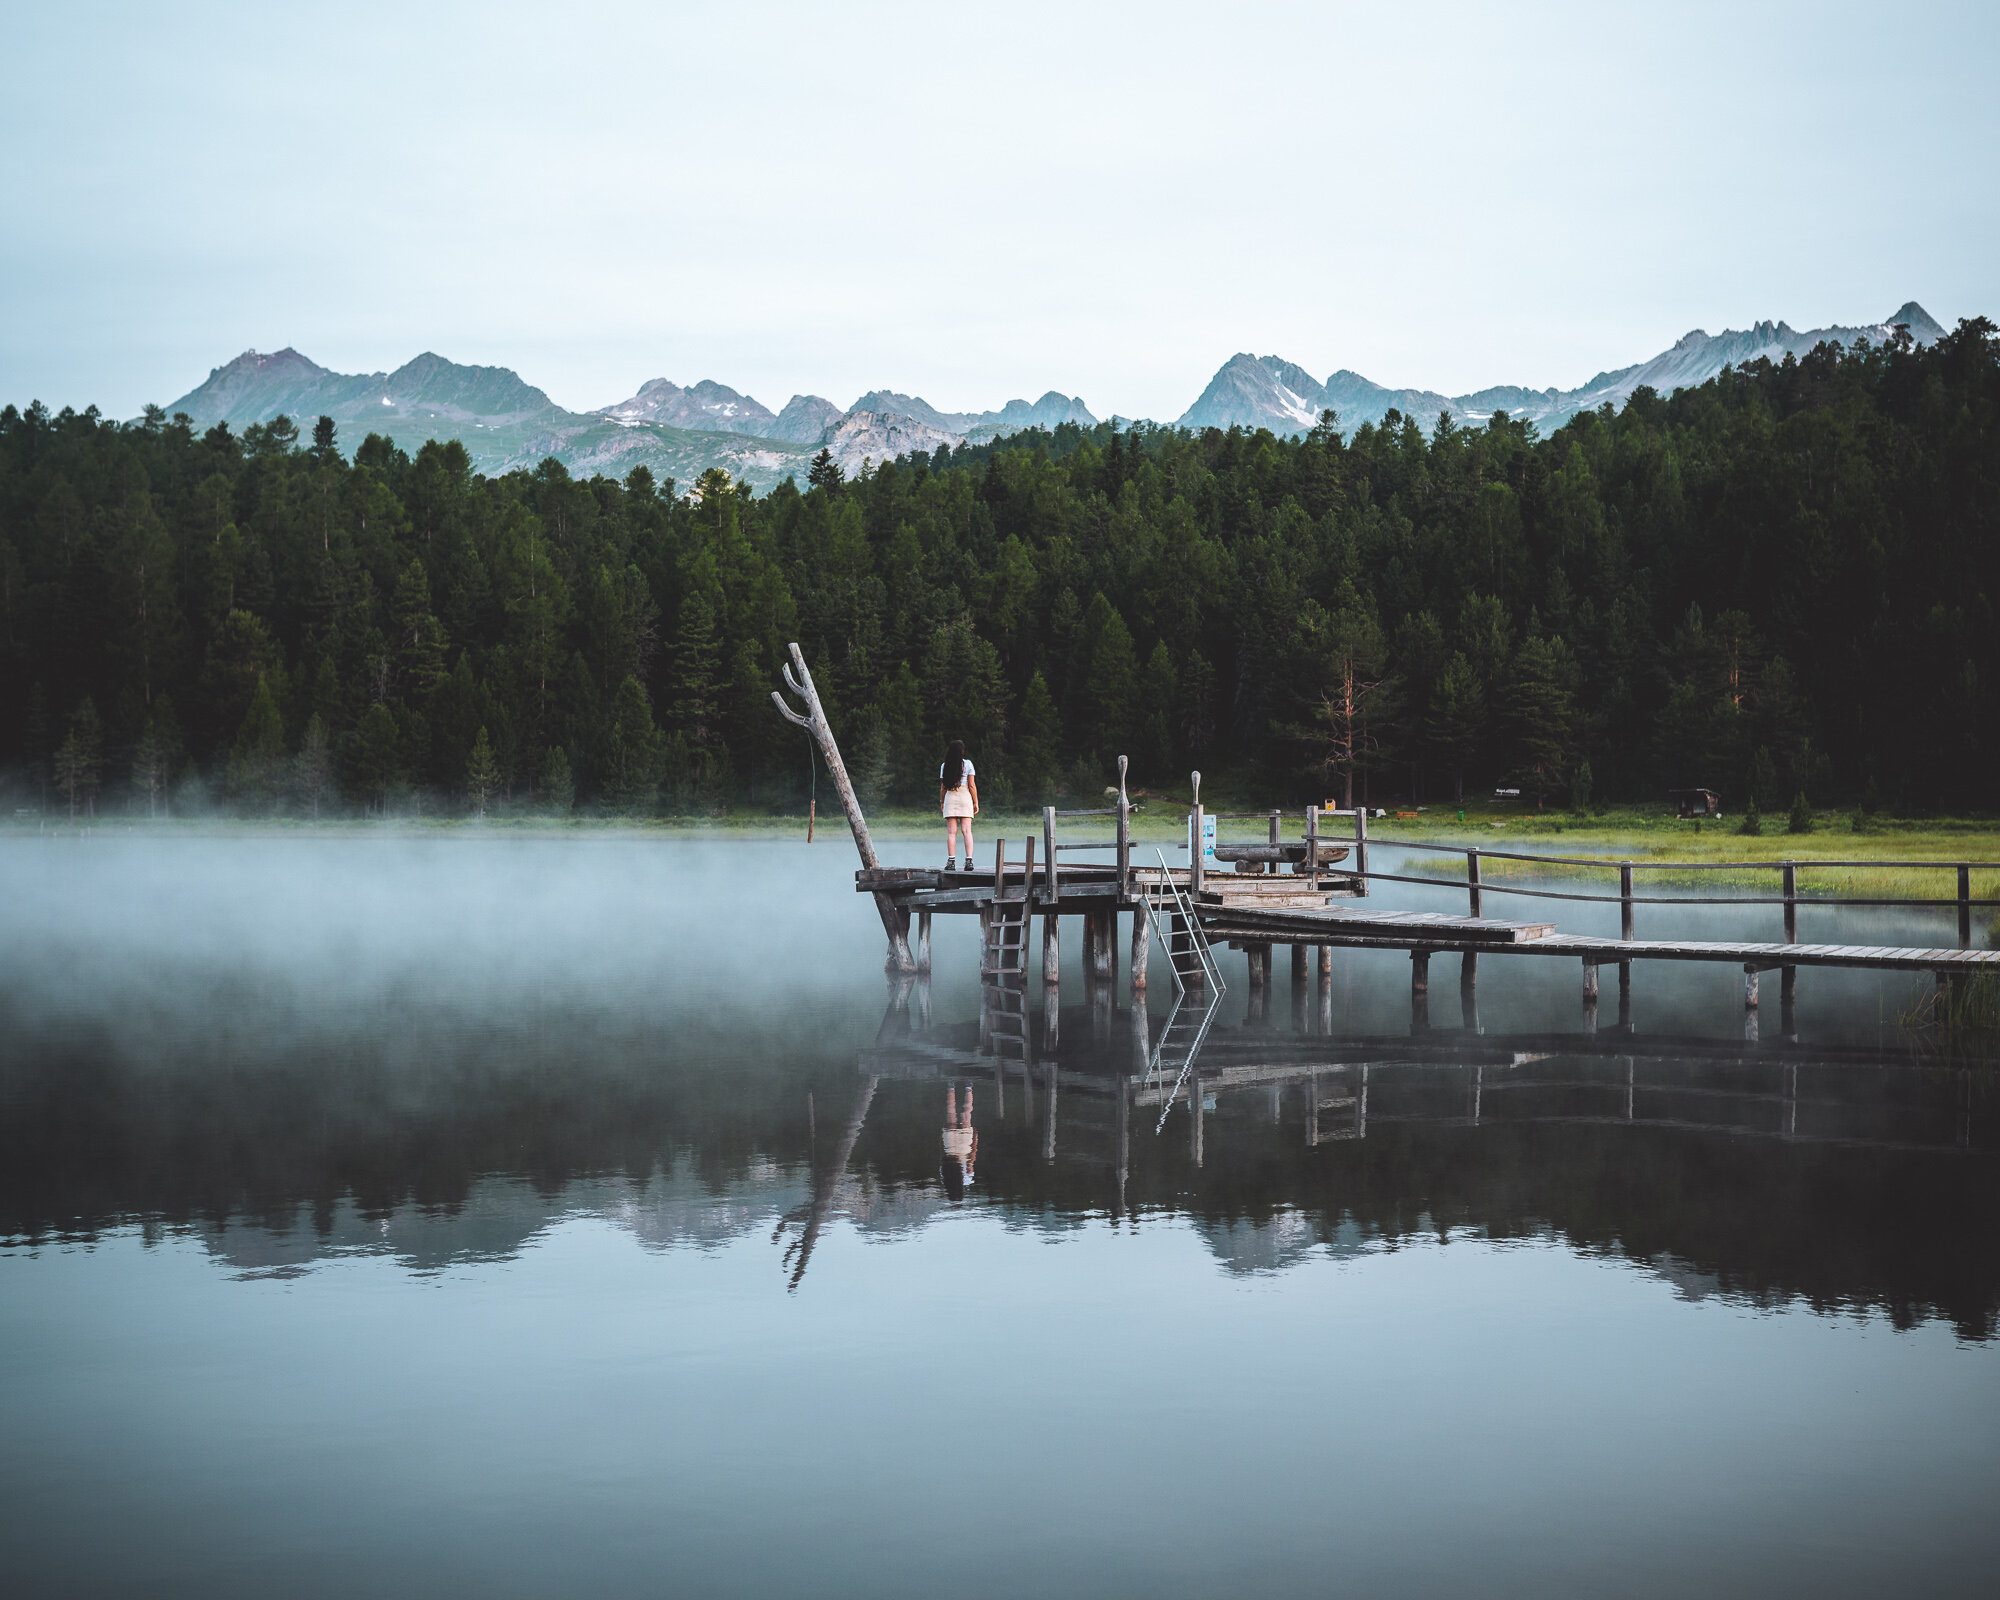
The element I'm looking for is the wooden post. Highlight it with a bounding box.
[1353,805,1369,897]
[1783,861,1797,944]
[1306,805,1319,891]
[1130,900,1150,990]
[1116,755,1131,901]
[770,642,913,971]
[916,911,932,974]
[1582,960,1599,999]
[1098,908,1117,985]
[1291,942,1307,998]
[1467,848,1481,918]
[1744,965,1760,1009]
[1248,942,1269,990]
[1269,809,1281,847]
[1620,860,1634,994]
[1043,910,1061,987]
[1190,771,1205,899]
[1960,864,1973,950]
[1022,834,1036,905]
[993,837,1005,898]
[770,643,876,867]
[1411,949,1430,993]
[1043,807,1059,905]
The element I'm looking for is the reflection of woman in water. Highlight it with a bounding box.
[940,1084,978,1201]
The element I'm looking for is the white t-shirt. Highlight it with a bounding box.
[939,759,976,785]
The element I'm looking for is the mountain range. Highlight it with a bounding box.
[1178,301,1948,435]
[160,301,1947,489]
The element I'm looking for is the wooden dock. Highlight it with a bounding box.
[769,640,1997,1020]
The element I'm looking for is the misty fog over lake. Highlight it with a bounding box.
[3,831,1996,1600]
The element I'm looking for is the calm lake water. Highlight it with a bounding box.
[3,831,1996,1599]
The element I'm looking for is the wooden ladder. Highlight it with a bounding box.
[981,896,1031,982]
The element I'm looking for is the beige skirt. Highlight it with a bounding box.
[942,787,975,818]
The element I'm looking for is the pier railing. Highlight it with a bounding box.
[1253,828,2000,950]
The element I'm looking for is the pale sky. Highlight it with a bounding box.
[3,0,1994,423]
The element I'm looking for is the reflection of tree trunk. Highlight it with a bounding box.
[782,1075,877,1288]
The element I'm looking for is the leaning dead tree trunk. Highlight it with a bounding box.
[772,642,916,972]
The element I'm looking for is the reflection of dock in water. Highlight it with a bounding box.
[857,975,1990,1185]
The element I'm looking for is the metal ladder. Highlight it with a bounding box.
[1140,850,1225,1131]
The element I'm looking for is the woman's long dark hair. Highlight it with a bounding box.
[943,739,967,790]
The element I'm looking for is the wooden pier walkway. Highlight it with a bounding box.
[768,639,1996,1017]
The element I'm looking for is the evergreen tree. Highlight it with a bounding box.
[1012,670,1061,804]
[346,704,401,814]
[228,672,287,809]
[1427,653,1483,804]
[1077,595,1140,761]
[294,712,334,818]
[540,745,574,814]
[390,558,447,701]
[807,448,843,494]
[131,695,184,818]
[51,698,103,819]
[603,676,664,814]
[1506,633,1578,808]
[466,726,500,817]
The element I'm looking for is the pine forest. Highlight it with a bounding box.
[1,322,1994,821]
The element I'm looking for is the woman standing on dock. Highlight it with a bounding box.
[940,738,979,869]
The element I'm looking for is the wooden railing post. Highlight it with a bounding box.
[1023,834,1036,905]
[1467,848,1482,918]
[1960,864,1973,949]
[1353,804,1369,897]
[1306,805,1319,891]
[1619,860,1635,997]
[1116,755,1131,901]
[1043,807,1059,904]
[1190,770,1205,899]
[994,837,1005,897]
[1783,861,1797,945]
[1269,809,1281,847]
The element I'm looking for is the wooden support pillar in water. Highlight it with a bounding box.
[1317,949,1334,1034]
[1582,960,1599,999]
[1247,942,1270,990]
[916,911,932,975]
[1743,965,1760,1009]
[1130,905,1150,990]
[1189,1075,1205,1167]
[1461,950,1478,989]
[1411,949,1430,1034]
[1042,1060,1058,1162]
[1290,944,1307,1028]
